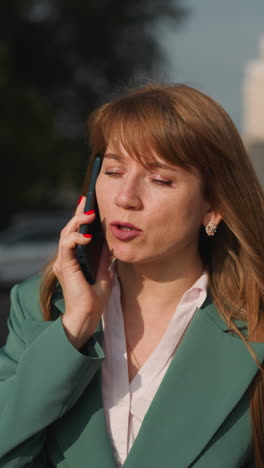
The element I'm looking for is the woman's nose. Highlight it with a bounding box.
[114,178,143,210]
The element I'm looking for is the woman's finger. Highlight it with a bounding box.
[59,231,92,261]
[54,230,93,277]
[58,195,87,238]
[60,210,95,237]
[75,195,87,215]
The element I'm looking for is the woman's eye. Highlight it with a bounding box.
[104,170,122,176]
[104,170,172,185]
[151,178,172,186]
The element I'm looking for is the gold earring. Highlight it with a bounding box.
[205,220,217,237]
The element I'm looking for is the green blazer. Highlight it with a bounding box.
[0,274,263,467]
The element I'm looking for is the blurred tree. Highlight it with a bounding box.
[0,0,188,228]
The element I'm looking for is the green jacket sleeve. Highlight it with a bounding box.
[0,280,105,466]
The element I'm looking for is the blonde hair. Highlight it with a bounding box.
[40,82,264,465]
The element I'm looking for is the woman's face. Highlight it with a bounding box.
[96,143,212,266]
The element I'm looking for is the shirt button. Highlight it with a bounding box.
[119,398,127,407]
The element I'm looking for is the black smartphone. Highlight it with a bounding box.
[75,154,105,284]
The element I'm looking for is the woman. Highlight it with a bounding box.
[0,82,263,467]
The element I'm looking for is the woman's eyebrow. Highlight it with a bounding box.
[104,153,124,162]
[104,153,178,172]
[147,161,178,172]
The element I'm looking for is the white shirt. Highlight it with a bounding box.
[102,271,208,466]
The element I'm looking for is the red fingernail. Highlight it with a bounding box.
[77,195,83,205]
[83,234,93,238]
[84,210,95,215]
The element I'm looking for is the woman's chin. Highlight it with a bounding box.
[112,251,139,264]
[109,243,141,264]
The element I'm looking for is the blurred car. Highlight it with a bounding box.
[0,210,72,287]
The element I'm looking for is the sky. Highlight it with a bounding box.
[157,0,264,135]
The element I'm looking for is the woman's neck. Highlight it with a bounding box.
[116,252,205,320]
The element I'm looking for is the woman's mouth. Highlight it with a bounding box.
[110,222,142,241]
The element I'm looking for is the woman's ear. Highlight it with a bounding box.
[202,210,222,229]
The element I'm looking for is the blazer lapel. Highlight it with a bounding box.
[123,297,264,468]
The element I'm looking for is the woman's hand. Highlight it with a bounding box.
[53,197,113,350]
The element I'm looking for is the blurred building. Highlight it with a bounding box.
[242,34,264,185]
